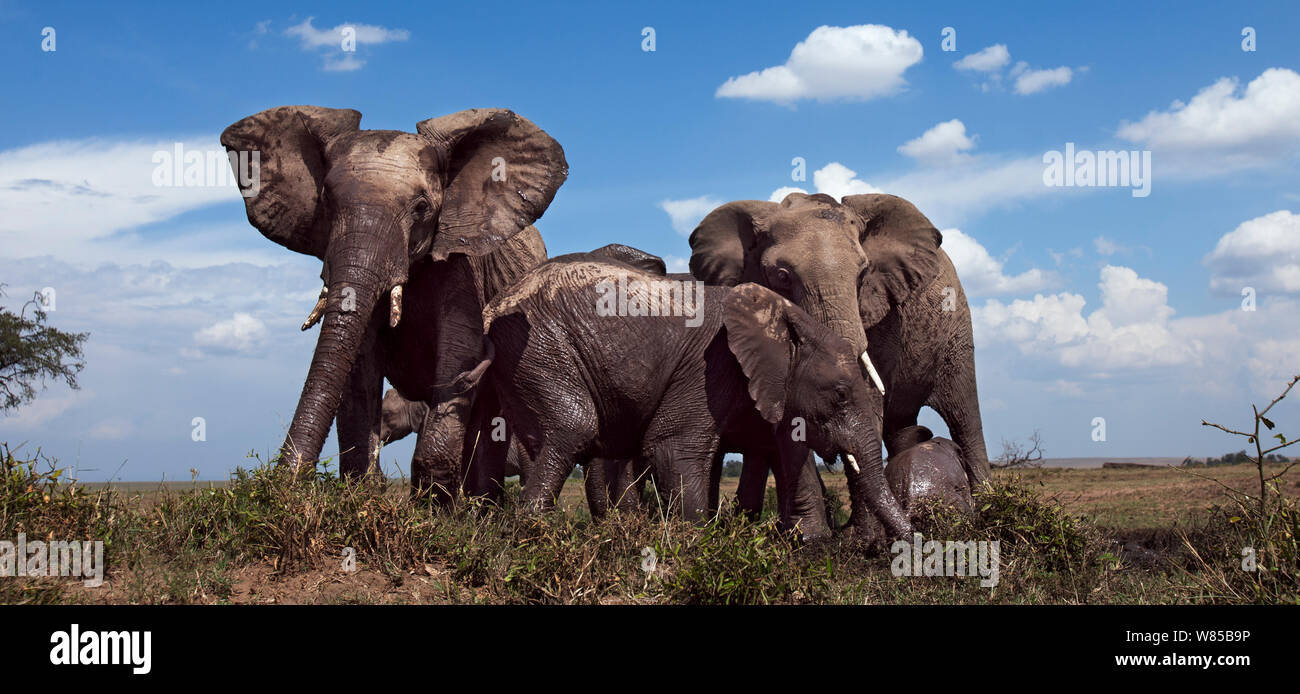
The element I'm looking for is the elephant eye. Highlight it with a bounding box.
[772,266,792,287]
[412,199,430,217]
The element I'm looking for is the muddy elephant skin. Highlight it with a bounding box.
[456,261,912,541]
[884,425,974,518]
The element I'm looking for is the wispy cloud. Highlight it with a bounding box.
[284,17,410,72]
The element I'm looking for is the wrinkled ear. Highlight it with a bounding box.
[589,244,667,275]
[723,283,799,424]
[417,109,567,261]
[688,200,776,286]
[220,106,361,259]
[841,194,944,327]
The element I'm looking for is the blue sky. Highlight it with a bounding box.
[1,1,1298,480]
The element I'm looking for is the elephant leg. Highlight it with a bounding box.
[598,459,643,513]
[463,382,508,502]
[772,443,831,541]
[584,458,611,518]
[882,393,924,459]
[505,436,529,484]
[522,437,589,514]
[735,453,769,520]
[647,435,719,522]
[928,364,991,488]
[409,265,491,504]
[707,450,724,517]
[335,320,383,479]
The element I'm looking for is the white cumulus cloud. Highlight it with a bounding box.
[1204,210,1300,294]
[974,265,1202,370]
[715,25,922,104]
[1117,68,1300,173]
[194,313,269,355]
[659,196,724,236]
[942,229,1054,297]
[898,119,977,165]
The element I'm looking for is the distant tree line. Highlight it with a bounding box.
[1182,450,1291,468]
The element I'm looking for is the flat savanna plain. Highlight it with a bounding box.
[4,461,1296,605]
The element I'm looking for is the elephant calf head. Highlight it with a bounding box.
[221,105,567,470]
[884,425,974,517]
[724,283,911,538]
[379,388,428,444]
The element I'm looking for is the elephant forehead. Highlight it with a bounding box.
[327,132,438,180]
[763,209,859,246]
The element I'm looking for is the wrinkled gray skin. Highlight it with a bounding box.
[883,425,974,518]
[458,262,912,541]
[222,106,565,504]
[689,192,989,536]
[483,243,663,517]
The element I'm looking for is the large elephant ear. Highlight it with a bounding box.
[417,109,567,261]
[841,194,944,327]
[688,200,776,286]
[220,106,361,259]
[723,283,798,424]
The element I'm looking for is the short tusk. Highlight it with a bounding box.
[389,285,403,328]
[860,351,885,396]
[301,286,328,331]
[844,454,861,474]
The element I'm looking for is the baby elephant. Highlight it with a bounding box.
[380,388,533,479]
[884,425,975,518]
[457,260,912,541]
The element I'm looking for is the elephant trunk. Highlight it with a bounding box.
[807,286,876,387]
[843,416,912,540]
[278,211,404,472]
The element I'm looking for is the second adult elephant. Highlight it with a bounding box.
[222,105,566,503]
[689,192,990,533]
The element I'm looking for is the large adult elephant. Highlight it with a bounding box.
[221,105,566,503]
[689,192,989,532]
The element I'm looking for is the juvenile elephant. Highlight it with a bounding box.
[689,192,990,533]
[883,425,974,518]
[457,261,912,541]
[222,106,565,503]
[378,387,531,480]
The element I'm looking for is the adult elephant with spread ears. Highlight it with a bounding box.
[221,105,566,503]
[689,192,989,533]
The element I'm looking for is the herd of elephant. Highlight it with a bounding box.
[221,105,989,543]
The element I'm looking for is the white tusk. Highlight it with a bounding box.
[860,351,885,395]
[301,286,328,331]
[389,285,403,328]
[844,454,861,474]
